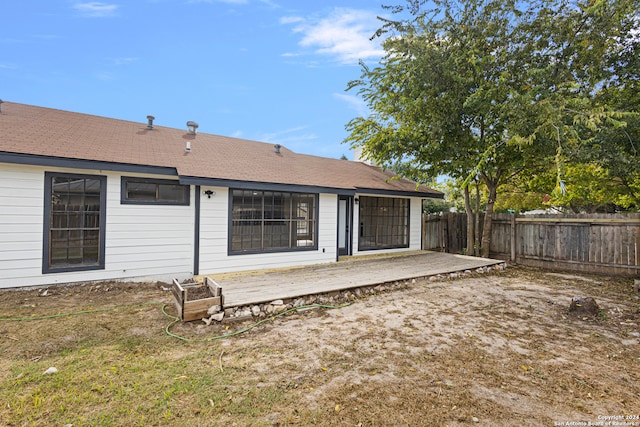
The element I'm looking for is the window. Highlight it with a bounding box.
[121,177,189,205]
[43,173,106,273]
[230,189,317,253]
[359,196,409,250]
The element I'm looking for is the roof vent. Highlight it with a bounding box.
[186,121,198,135]
[146,115,155,130]
[0,99,4,113]
[274,144,281,154]
[185,141,192,153]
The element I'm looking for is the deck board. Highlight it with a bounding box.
[201,251,504,308]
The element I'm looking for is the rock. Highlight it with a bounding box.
[270,299,284,306]
[472,417,479,423]
[569,296,600,316]
[207,305,221,315]
[210,312,225,322]
[273,304,287,314]
[202,317,212,325]
[43,367,58,375]
[251,305,261,317]
[265,412,281,423]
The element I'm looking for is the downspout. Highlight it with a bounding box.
[194,185,200,276]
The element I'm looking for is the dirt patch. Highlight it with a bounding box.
[1,267,639,426]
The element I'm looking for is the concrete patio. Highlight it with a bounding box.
[200,251,505,308]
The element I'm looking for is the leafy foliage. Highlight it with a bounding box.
[345,0,640,250]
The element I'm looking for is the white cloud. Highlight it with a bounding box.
[73,2,119,17]
[33,34,64,40]
[282,8,385,65]
[333,93,368,116]
[95,71,116,80]
[111,57,138,65]
[259,125,318,145]
[258,0,280,8]
[280,16,304,25]
[187,0,248,3]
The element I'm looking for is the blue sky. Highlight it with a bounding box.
[1,0,395,160]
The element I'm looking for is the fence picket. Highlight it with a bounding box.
[423,212,640,276]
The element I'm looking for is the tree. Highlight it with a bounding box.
[345,0,640,256]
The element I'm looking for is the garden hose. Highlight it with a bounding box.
[0,299,352,343]
[161,302,352,342]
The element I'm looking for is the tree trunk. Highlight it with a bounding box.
[474,180,481,257]
[463,185,474,255]
[480,181,498,258]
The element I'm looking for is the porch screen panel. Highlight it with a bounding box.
[358,196,409,250]
[230,189,317,253]
[45,173,106,272]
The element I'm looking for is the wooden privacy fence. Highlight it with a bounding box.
[423,212,640,276]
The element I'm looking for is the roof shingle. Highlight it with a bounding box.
[0,102,442,197]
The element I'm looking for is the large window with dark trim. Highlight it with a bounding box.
[230,189,317,253]
[121,177,189,205]
[359,196,409,250]
[43,172,107,273]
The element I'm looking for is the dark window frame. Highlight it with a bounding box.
[120,176,190,206]
[228,189,319,255]
[358,196,410,251]
[43,172,107,273]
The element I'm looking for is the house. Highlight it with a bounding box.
[0,101,443,289]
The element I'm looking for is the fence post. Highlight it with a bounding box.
[510,213,516,262]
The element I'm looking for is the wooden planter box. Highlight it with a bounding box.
[172,277,223,322]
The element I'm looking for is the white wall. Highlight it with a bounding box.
[0,163,194,288]
[0,162,427,288]
[198,188,337,274]
[0,164,46,288]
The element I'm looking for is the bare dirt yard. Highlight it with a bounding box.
[0,267,639,426]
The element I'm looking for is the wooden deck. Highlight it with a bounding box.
[200,251,504,308]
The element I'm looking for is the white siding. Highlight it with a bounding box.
[105,173,194,281]
[0,164,45,288]
[0,162,428,288]
[0,164,193,288]
[198,188,337,274]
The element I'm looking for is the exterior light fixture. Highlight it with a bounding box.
[204,190,215,199]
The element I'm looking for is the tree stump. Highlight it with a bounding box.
[569,296,599,316]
